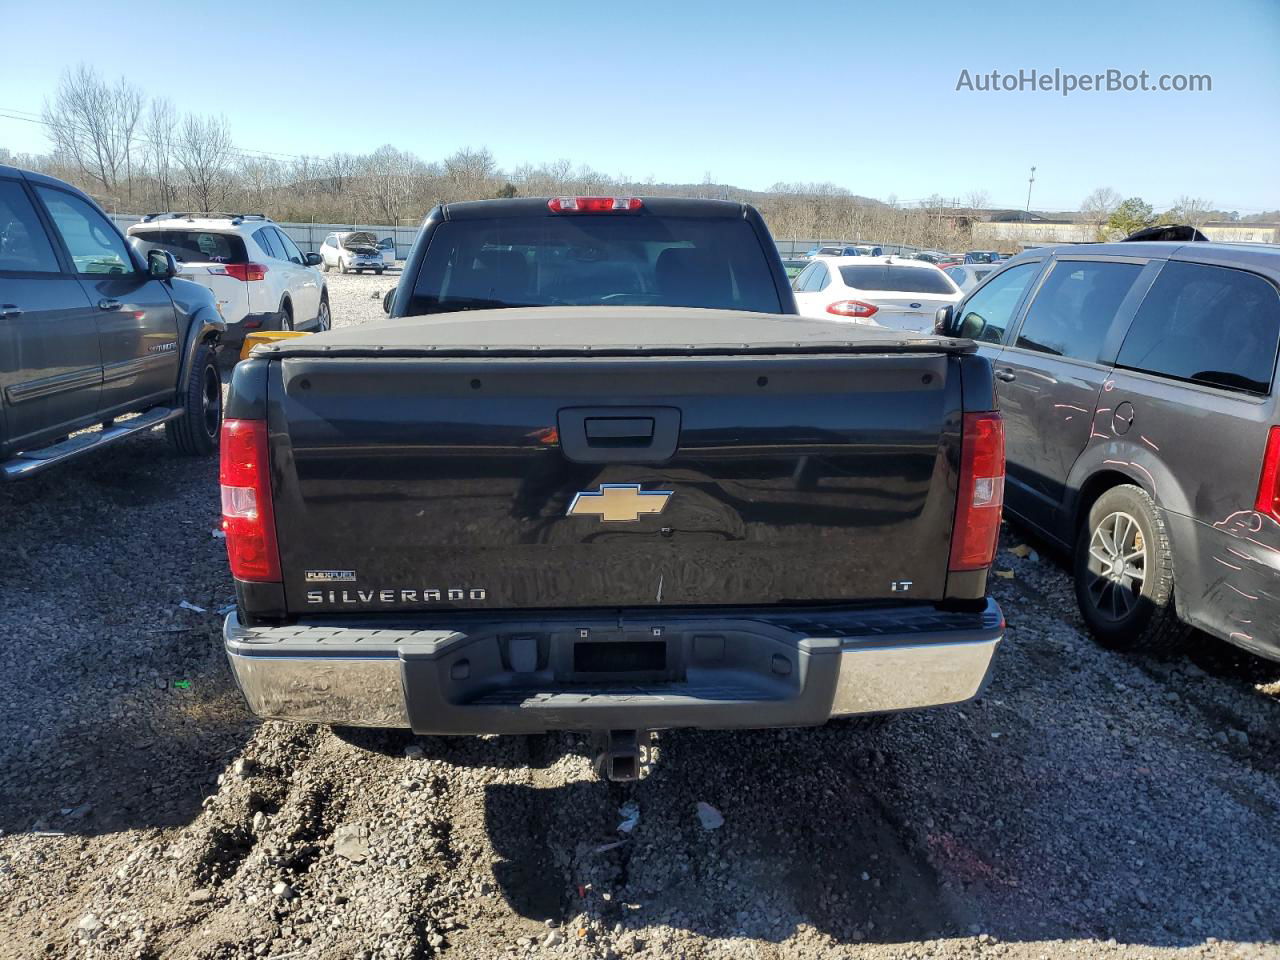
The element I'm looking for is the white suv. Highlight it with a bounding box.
[127,214,330,347]
[320,231,387,274]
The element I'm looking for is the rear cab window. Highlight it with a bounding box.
[129,229,247,264]
[1117,260,1280,395]
[409,215,782,315]
[839,264,956,295]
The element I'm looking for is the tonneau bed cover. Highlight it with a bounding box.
[253,306,977,358]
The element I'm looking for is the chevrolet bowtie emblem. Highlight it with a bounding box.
[567,483,673,523]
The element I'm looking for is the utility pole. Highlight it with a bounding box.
[1025,165,1036,220]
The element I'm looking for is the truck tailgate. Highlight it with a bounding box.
[265,348,965,613]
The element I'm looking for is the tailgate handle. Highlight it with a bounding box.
[558,407,681,463]
[585,417,654,446]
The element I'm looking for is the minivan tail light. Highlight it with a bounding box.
[1256,426,1280,522]
[224,262,267,282]
[547,197,643,213]
[220,419,281,582]
[949,411,1006,572]
[827,300,879,318]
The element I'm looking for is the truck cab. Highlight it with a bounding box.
[0,166,225,478]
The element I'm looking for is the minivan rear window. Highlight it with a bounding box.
[839,265,956,295]
[1117,261,1280,395]
[130,229,246,264]
[409,216,782,315]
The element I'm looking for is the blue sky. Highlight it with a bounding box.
[1,0,1277,213]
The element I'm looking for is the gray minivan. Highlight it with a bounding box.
[941,241,1280,661]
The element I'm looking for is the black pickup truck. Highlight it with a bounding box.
[0,166,225,478]
[221,197,1005,778]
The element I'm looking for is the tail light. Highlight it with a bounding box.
[1256,426,1280,522]
[223,262,268,282]
[827,300,879,319]
[220,419,281,582]
[547,197,643,213]
[949,411,1006,572]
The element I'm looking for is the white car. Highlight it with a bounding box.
[319,231,386,274]
[128,214,330,345]
[944,263,998,293]
[792,255,962,333]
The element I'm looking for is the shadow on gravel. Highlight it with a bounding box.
[0,433,252,838]
[332,726,559,771]
[0,656,255,837]
[481,718,1280,950]
[481,724,971,947]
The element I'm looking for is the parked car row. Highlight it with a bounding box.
[805,243,886,258]
[5,167,1278,679]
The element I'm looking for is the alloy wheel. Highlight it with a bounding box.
[201,364,221,440]
[1085,511,1146,622]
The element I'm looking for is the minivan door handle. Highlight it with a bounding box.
[98,298,122,311]
[995,368,1017,382]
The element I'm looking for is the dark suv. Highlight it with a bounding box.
[943,241,1280,661]
[0,166,225,479]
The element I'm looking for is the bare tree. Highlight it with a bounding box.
[362,145,421,222]
[965,190,991,213]
[42,64,144,201]
[174,113,234,212]
[1080,187,1122,240]
[443,146,497,200]
[323,152,359,195]
[1165,195,1214,229]
[28,67,1004,250]
[143,98,178,211]
[236,155,285,214]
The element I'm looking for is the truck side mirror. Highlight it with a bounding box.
[934,304,954,335]
[304,252,323,267]
[147,249,178,280]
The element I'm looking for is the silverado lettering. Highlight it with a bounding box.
[305,588,488,604]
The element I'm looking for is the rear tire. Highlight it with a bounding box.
[315,295,331,332]
[1073,484,1188,652]
[280,302,293,331]
[166,343,220,456]
[322,259,330,273]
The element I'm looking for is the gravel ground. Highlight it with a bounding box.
[322,267,403,330]
[2,284,1279,959]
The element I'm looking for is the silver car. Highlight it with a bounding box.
[319,231,386,275]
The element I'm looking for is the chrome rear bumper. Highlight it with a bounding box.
[224,601,1002,732]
